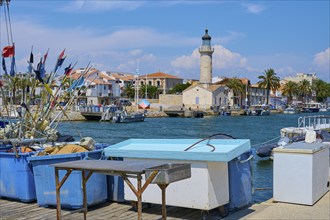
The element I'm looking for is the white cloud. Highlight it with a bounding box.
[6,19,198,73]
[242,3,266,14]
[313,48,330,70]
[170,49,200,69]
[171,44,249,70]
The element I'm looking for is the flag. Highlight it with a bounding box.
[2,57,7,75]
[54,56,66,73]
[36,58,45,79]
[10,56,15,77]
[53,49,66,72]
[27,52,34,73]
[44,83,53,95]
[20,102,29,112]
[67,77,85,92]
[29,52,33,64]
[2,45,15,57]
[58,49,65,60]
[43,49,49,65]
[76,76,85,88]
[64,63,72,76]
[34,69,44,83]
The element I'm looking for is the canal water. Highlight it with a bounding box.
[58,112,330,203]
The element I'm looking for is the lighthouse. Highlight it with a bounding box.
[199,29,214,86]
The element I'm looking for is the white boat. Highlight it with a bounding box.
[283,106,300,114]
[256,115,330,159]
[249,105,270,116]
[319,104,328,112]
[112,110,145,123]
[301,102,321,113]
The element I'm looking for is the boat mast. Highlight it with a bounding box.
[135,60,139,111]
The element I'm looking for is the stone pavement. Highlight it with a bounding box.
[224,191,329,220]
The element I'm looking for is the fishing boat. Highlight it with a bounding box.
[112,110,145,123]
[249,104,270,116]
[301,102,321,113]
[283,106,300,114]
[256,115,330,159]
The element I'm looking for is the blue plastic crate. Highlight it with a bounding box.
[228,151,252,211]
[27,150,107,209]
[0,149,37,202]
[106,157,124,202]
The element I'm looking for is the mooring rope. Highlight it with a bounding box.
[251,136,281,147]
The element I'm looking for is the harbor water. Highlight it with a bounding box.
[58,112,330,204]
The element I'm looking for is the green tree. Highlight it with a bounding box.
[298,79,311,103]
[3,75,21,104]
[257,68,280,105]
[18,77,29,103]
[312,79,330,103]
[168,83,191,94]
[282,81,299,105]
[225,77,245,106]
[123,83,135,99]
[139,84,158,99]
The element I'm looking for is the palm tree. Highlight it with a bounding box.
[224,77,245,106]
[123,83,135,99]
[298,79,311,103]
[19,77,29,104]
[257,68,280,105]
[282,81,298,105]
[3,75,21,104]
[312,79,330,103]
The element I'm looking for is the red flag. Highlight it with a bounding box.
[43,49,49,65]
[2,45,15,58]
[58,49,65,60]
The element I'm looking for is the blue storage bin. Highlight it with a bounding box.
[107,175,124,202]
[0,149,37,202]
[228,150,252,211]
[106,157,124,202]
[27,150,107,209]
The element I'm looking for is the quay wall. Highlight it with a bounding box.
[159,94,183,106]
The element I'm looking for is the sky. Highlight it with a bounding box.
[0,0,329,83]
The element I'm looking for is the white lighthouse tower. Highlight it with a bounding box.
[199,29,214,86]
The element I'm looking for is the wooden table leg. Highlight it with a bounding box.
[137,174,142,220]
[55,168,61,220]
[82,170,87,220]
[159,184,169,220]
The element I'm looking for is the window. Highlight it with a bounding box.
[157,81,160,87]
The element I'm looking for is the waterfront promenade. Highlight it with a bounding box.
[0,191,328,219]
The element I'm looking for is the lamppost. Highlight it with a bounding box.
[135,62,139,111]
[145,74,148,99]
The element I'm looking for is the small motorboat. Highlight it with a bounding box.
[256,130,330,159]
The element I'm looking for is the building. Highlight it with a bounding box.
[182,83,229,110]
[283,73,317,84]
[138,71,183,96]
[183,29,227,109]
[249,84,268,105]
[69,68,112,105]
[199,29,214,86]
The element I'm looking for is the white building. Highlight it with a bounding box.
[183,29,226,109]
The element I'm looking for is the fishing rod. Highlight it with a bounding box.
[40,60,81,122]
[50,67,98,130]
[45,62,91,124]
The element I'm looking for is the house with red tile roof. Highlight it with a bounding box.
[137,71,183,97]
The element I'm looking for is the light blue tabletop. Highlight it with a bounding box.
[104,139,251,162]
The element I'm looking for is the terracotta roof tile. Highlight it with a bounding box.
[139,72,181,79]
